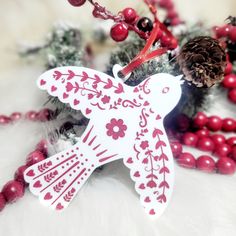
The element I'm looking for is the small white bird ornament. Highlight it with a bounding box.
[24,65,182,218]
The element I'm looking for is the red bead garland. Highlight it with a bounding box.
[0,108,55,126]
[171,112,236,175]
[0,140,48,212]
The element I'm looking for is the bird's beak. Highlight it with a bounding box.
[176,74,184,85]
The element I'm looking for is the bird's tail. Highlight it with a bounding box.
[24,140,96,210]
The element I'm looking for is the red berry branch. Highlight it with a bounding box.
[67,0,179,49]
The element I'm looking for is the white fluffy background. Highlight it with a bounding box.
[0,1,236,236]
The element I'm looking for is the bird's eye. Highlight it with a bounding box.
[162,87,170,94]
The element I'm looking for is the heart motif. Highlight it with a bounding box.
[144,196,151,203]
[40,80,46,86]
[74,99,80,106]
[149,209,156,215]
[134,171,140,177]
[63,92,69,99]
[156,114,162,120]
[114,83,124,94]
[47,161,52,166]
[44,192,53,200]
[51,86,57,92]
[85,108,91,115]
[143,101,150,106]
[139,183,145,190]
[133,87,139,93]
[126,157,133,164]
[26,170,35,177]
[56,203,64,210]
[88,94,94,100]
[33,180,42,188]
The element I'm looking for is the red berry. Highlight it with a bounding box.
[222,74,236,88]
[222,118,236,132]
[229,26,236,42]
[36,139,48,156]
[167,9,178,19]
[122,8,137,24]
[224,62,233,75]
[0,115,11,125]
[110,23,129,42]
[159,0,171,8]
[196,155,215,173]
[25,111,38,121]
[170,142,182,158]
[177,152,196,169]
[161,35,171,47]
[67,0,86,7]
[0,193,6,211]
[10,112,22,121]
[210,134,226,146]
[214,143,232,158]
[206,116,222,131]
[193,112,208,128]
[37,108,54,122]
[168,37,178,49]
[170,17,181,26]
[216,25,231,38]
[197,137,215,152]
[2,181,24,203]
[26,150,45,166]
[195,129,210,138]
[182,132,198,147]
[216,157,236,175]
[226,136,236,146]
[228,88,236,103]
[14,165,28,185]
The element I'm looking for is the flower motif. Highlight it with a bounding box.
[101,95,111,104]
[140,141,149,150]
[53,71,62,80]
[106,118,127,140]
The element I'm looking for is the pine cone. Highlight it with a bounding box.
[178,36,226,87]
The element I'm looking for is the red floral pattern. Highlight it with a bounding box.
[106,118,127,140]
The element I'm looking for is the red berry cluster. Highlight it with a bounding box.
[169,112,236,175]
[214,20,236,43]
[156,0,182,26]
[67,0,178,49]
[0,108,55,125]
[0,140,48,212]
[213,18,236,104]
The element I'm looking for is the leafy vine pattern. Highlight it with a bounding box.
[44,170,58,183]
[133,107,170,205]
[63,188,76,202]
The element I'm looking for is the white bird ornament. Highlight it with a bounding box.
[24,65,182,218]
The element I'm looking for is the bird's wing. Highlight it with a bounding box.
[124,109,174,218]
[38,66,128,118]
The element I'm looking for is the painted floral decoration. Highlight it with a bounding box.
[106,118,127,140]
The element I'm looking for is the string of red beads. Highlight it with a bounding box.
[213,19,236,104]
[0,140,48,211]
[0,108,55,125]
[170,112,236,175]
